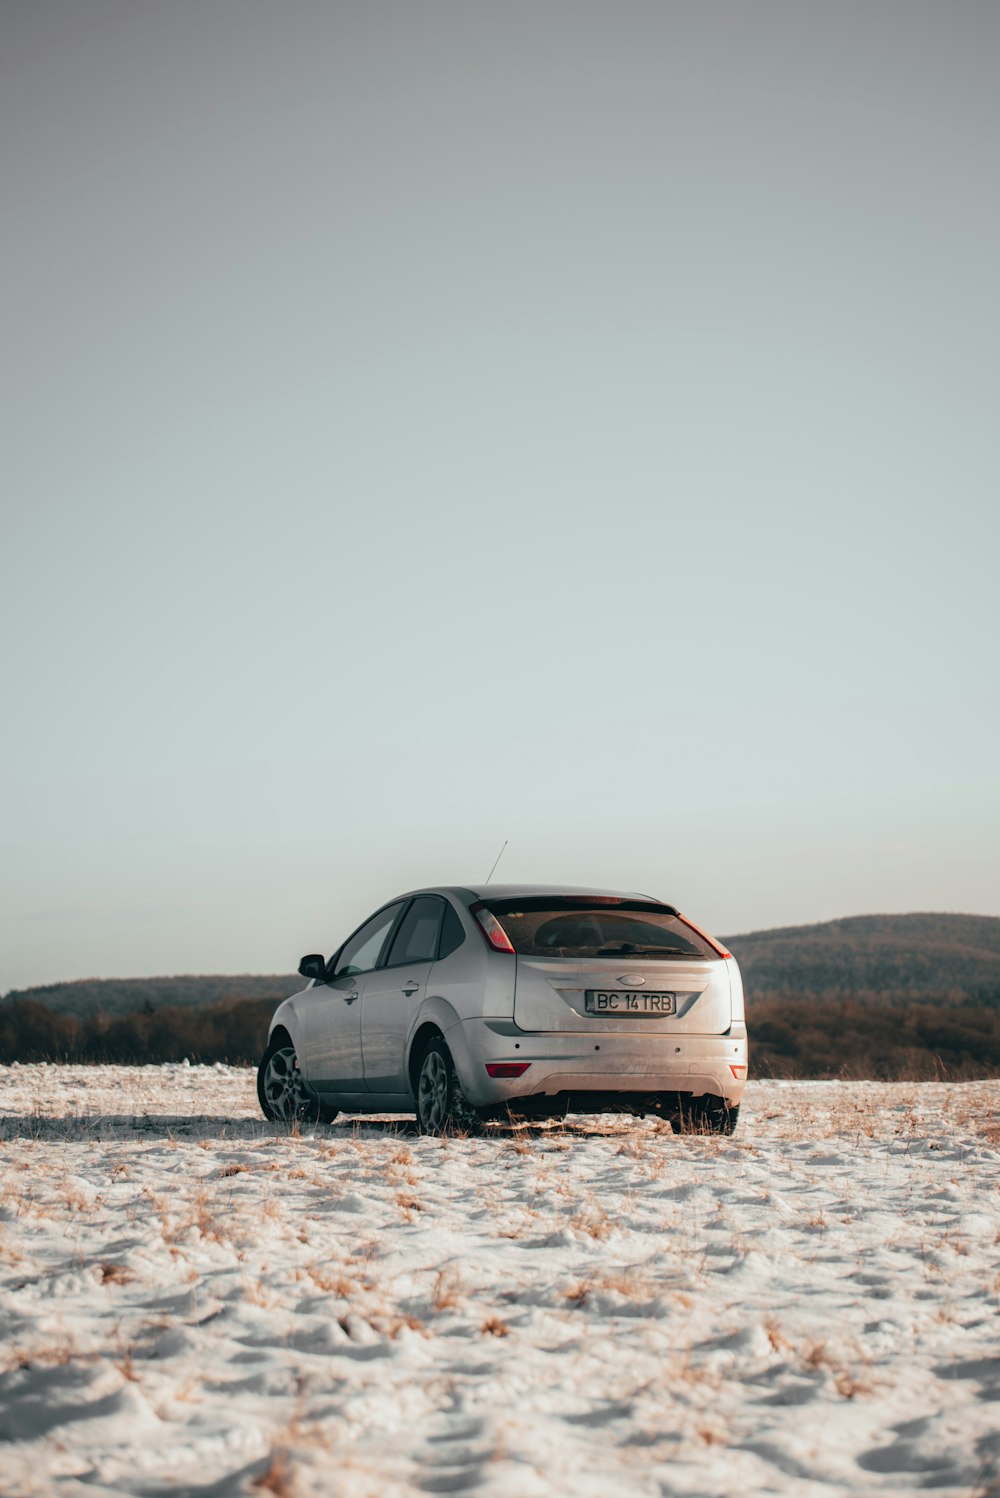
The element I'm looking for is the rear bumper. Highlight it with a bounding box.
[445,1017,748,1108]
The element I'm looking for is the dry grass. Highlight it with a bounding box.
[4,1337,86,1373]
[384,1313,429,1340]
[98,1261,132,1285]
[244,1277,276,1308]
[395,1192,424,1220]
[142,1186,232,1248]
[696,1425,727,1446]
[832,1369,874,1400]
[801,1339,874,1399]
[253,1448,296,1496]
[0,1232,24,1267]
[570,1201,614,1240]
[597,1268,653,1300]
[432,1267,462,1311]
[305,1263,355,1298]
[115,1347,140,1382]
[665,1349,722,1390]
[60,1182,94,1214]
[505,1130,535,1157]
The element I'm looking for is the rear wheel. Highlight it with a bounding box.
[671,1095,740,1136]
[257,1038,322,1124]
[415,1038,482,1136]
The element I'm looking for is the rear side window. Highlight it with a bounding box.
[437,901,466,960]
[385,896,444,967]
[482,899,716,959]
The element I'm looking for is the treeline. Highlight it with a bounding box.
[751,993,1000,1080]
[1,973,297,1020]
[2,990,999,1079]
[0,996,277,1066]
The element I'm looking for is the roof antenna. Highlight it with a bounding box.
[485,839,508,884]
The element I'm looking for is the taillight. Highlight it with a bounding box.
[470,902,515,954]
[677,912,732,959]
[485,1062,530,1078]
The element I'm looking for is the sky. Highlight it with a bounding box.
[2,1,998,992]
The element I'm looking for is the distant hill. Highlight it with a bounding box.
[722,912,1000,1005]
[0,973,298,1019]
[717,912,1000,1079]
[2,914,998,1077]
[4,913,1000,1018]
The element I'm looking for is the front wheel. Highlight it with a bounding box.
[415,1038,482,1136]
[257,1038,321,1124]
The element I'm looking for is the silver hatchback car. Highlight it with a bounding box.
[257,885,748,1134]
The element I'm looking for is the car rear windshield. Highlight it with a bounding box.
[482,899,717,959]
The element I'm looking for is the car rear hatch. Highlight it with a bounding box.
[478,896,733,1035]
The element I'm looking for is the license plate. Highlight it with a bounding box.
[585,990,677,1015]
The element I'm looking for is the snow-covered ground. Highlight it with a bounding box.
[0,1065,998,1497]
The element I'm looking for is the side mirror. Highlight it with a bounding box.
[298,953,327,983]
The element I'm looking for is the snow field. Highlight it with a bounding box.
[0,1065,998,1496]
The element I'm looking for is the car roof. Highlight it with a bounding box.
[404,883,663,903]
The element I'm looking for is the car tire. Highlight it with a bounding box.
[257,1037,322,1124]
[671,1095,740,1136]
[415,1037,482,1136]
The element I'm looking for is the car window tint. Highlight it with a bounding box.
[437,901,466,960]
[483,900,714,959]
[385,896,444,967]
[333,904,404,977]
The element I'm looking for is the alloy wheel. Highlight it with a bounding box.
[263,1045,308,1121]
[418,1048,449,1133]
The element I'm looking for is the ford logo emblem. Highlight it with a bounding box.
[617,975,646,985]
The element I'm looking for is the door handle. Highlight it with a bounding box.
[401,983,419,997]
[342,990,358,1004]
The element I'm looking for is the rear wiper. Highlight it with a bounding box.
[595,944,695,957]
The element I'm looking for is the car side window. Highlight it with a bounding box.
[437,901,466,960]
[332,904,405,978]
[384,896,444,967]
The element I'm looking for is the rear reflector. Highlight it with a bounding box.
[485,1062,531,1078]
[470,902,515,953]
[729,1063,747,1078]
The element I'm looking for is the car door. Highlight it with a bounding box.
[361,895,446,1094]
[298,902,405,1093]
